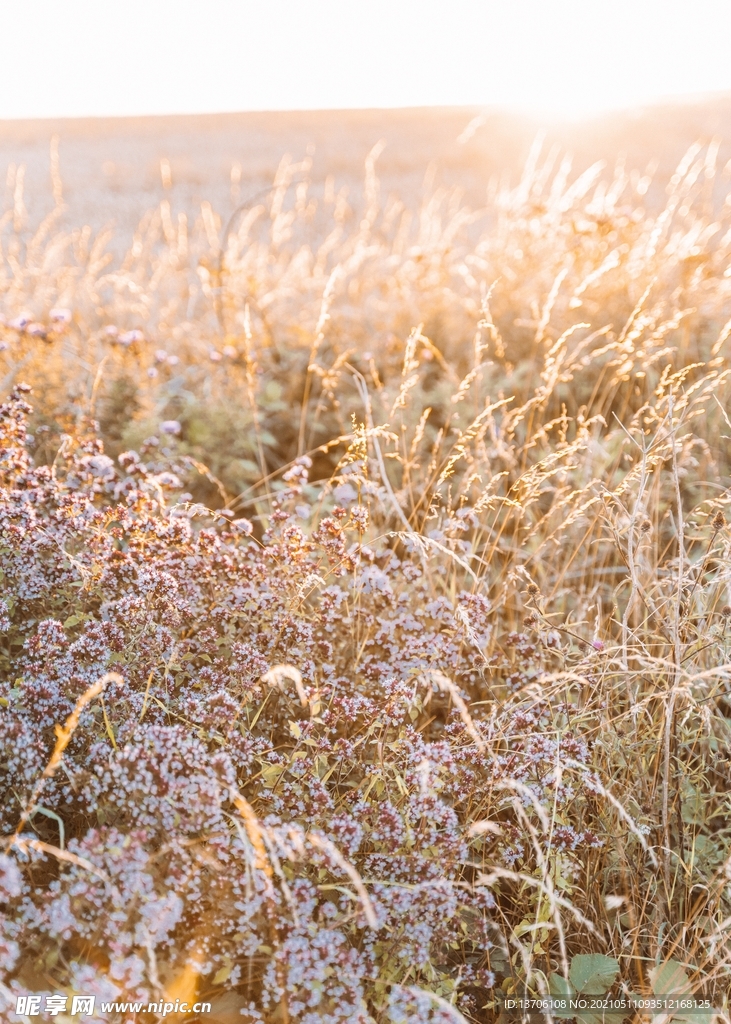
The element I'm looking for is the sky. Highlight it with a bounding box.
[2,0,731,121]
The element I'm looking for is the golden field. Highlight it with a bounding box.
[1,102,731,1022]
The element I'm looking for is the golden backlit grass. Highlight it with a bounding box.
[3,140,731,1019]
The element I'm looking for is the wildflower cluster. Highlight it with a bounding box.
[0,386,616,1022]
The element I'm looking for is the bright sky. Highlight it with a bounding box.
[2,0,731,121]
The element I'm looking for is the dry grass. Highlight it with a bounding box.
[1,136,731,1022]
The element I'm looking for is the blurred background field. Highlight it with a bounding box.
[6,96,731,239]
[5,97,731,504]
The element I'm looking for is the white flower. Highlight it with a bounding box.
[119,329,143,346]
[86,455,115,478]
[155,472,181,488]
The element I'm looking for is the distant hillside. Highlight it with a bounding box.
[2,97,731,238]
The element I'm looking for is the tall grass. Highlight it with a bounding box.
[1,140,731,1022]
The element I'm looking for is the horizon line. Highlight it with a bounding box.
[3,89,731,130]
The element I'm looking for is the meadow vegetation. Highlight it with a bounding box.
[1,140,731,1022]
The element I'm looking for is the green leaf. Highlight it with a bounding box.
[649,959,709,1024]
[259,763,285,788]
[549,972,577,1019]
[577,1013,611,1024]
[570,954,620,995]
[514,918,535,939]
[650,960,692,997]
[212,963,232,986]
[550,973,575,997]
[31,805,66,849]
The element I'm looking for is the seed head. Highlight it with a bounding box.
[640,518,652,533]
[722,605,731,618]
[527,582,540,597]
[522,612,538,628]
[713,510,726,531]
